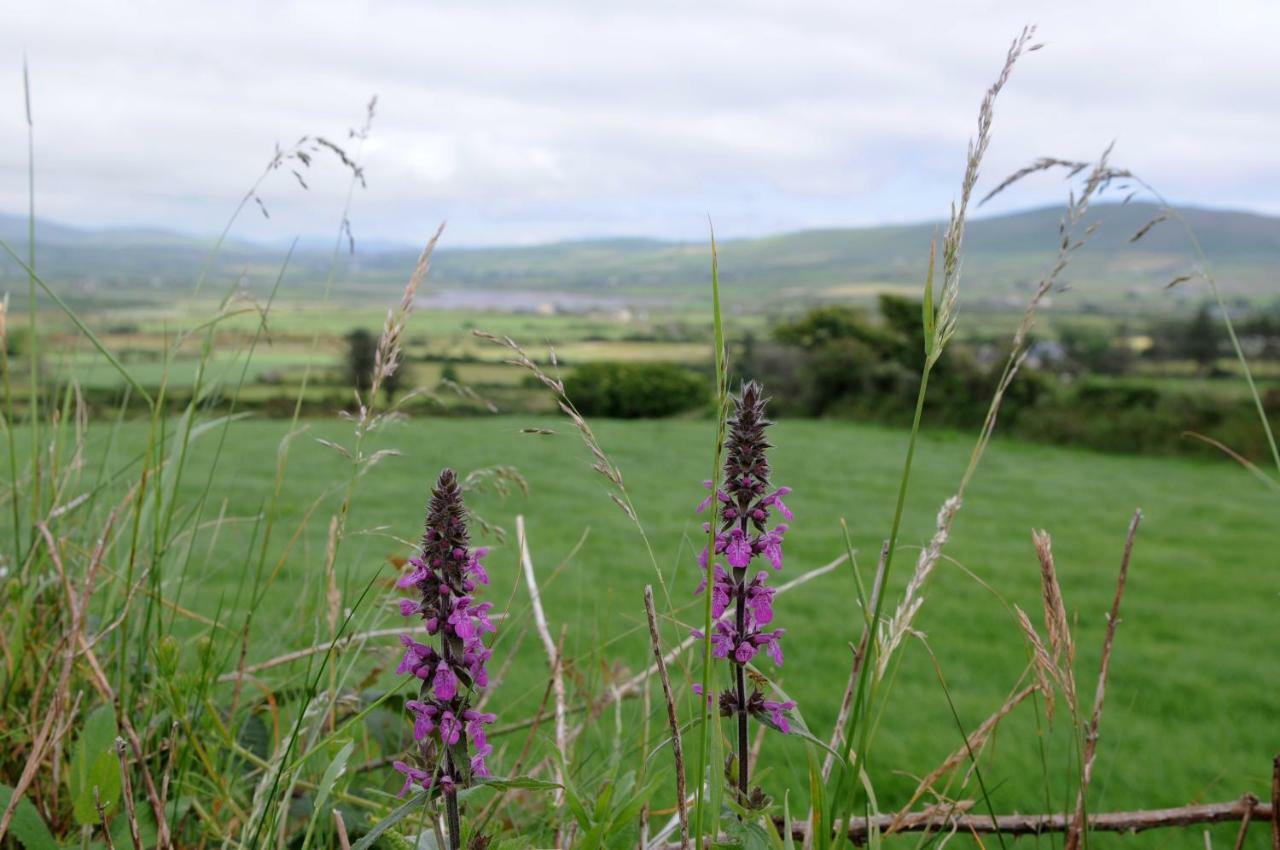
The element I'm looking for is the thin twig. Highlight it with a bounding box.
[1066,508,1142,850]
[116,739,145,850]
[644,585,689,850]
[96,787,117,850]
[1233,797,1255,850]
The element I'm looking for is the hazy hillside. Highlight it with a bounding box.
[2,202,1277,309]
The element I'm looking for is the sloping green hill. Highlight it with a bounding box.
[2,202,1276,307]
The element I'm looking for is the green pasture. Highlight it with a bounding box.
[53,413,1278,845]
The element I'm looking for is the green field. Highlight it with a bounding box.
[64,411,1277,843]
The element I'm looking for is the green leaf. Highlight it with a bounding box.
[475,775,562,792]
[604,772,661,837]
[313,741,354,814]
[67,706,121,826]
[781,792,797,850]
[349,790,428,850]
[725,817,773,850]
[0,784,57,850]
[300,740,354,850]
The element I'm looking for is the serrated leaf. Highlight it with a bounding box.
[68,706,121,825]
[0,784,58,850]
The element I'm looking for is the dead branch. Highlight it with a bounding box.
[657,796,1272,848]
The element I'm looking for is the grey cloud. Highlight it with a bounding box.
[1,0,1277,246]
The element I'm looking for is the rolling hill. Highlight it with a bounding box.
[2,202,1277,310]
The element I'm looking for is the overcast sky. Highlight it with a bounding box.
[2,0,1277,247]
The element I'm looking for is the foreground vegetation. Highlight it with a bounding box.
[2,25,1277,850]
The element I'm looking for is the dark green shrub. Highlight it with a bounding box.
[564,362,707,418]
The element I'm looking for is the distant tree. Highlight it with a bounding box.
[1182,303,1221,374]
[773,305,890,353]
[564,362,706,418]
[345,329,409,400]
[1058,323,1132,376]
[345,329,376,396]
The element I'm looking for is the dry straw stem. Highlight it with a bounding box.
[334,809,353,850]
[1065,508,1142,850]
[886,683,1039,835]
[517,514,568,806]
[821,540,888,782]
[644,585,690,850]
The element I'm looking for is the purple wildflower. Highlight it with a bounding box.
[393,468,498,827]
[692,381,796,802]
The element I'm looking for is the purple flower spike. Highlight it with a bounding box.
[392,468,499,797]
[690,382,797,801]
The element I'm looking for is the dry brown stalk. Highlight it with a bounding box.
[115,739,145,850]
[886,684,1039,834]
[1066,508,1142,850]
[96,787,117,850]
[644,585,689,850]
[517,515,567,807]
[821,540,888,782]
[1233,797,1255,850]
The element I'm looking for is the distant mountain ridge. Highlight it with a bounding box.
[2,203,1277,307]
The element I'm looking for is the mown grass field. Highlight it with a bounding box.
[68,411,1278,843]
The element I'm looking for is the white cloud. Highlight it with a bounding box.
[1,0,1277,246]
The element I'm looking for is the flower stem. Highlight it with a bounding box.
[734,571,749,804]
[443,757,462,850]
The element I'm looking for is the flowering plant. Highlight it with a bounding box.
[393,469,497,847]
[694,381,795,801]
